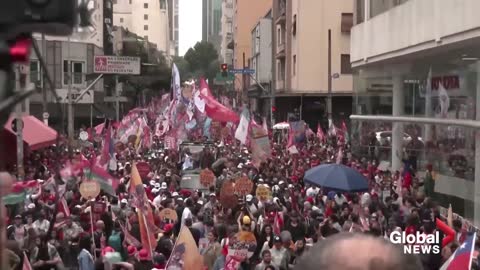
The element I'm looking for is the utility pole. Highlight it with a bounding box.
[327,29,333,124]
[115,75,119,122]
[41,33,48,125]
[67,37,74,140]
[242,52,246,106]
[15,66,24,180]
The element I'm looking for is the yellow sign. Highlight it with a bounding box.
[80,180,101,199]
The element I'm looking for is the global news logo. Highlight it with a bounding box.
[389,231,442,254]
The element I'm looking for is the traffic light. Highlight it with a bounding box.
[221,63,228,77]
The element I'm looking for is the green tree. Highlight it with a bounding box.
[172,56,192,82]
[183,41,219,82]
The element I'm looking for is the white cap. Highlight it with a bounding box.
[246,194,253,202]
[121,198,128,204]
[161,182,168,189]
[152,188,159,194]
[197,200,204,206]
[279,181,285,185]
[258,178,264,182]
[237,163,244,169]
[28,203,36,209]
[288,184,294,189]
[172,192,179,197]
[154,183,161,188]
[166,171,172,177]
[150,180,156,186]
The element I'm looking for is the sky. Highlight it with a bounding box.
[179,0,202,56]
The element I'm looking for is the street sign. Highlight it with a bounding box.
[229,68,255,74]
[94,55,141,75]
[56,89,94,104]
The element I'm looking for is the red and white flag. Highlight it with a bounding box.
[317,124,325,143]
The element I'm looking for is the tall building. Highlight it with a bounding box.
[220,0,234,65]
[232,0,272,92]
[271,0,353,126]
[113,0,171,56]
[248,11,273,118]
[202,0,223,53]
[350,0,480,224]
[168,0,179,56]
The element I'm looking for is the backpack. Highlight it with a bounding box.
[108,231,122,252]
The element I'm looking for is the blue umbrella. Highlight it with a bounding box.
[304,163,369,192]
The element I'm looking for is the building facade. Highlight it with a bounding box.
[248,13,273,118]
[113,0,170,56]
[202,0,223,54]
[168,0,180,56]
[350,0,480,225]
[232,0,272,93]
[27,0,109,129]
[220,0,234,65]
[271,0,353,127]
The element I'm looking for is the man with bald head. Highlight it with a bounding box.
[295,233,423,270]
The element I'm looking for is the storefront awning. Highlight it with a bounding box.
[3,115,57,150]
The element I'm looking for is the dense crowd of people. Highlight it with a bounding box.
[2,121,480,270]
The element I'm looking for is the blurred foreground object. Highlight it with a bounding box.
[0,0,78,40]
[0,172,14,270]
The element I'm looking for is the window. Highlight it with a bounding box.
[341,54,352,74]
[277,28,281,45]
[292,15,297,36]
[129,0,132,4]
[144,25,148,30]
[144,35,148,40]
[144,14,148,20]
[144,3,148,8]
[120,18,124,23]
[29,60,41,85]
[63,60,84,85]
[341,13,354,32]
[293,55,296,76]
[160,0,166,9]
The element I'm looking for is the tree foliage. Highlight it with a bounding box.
[183,41,219,82]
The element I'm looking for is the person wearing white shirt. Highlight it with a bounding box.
[334,193,347,205]
[181,199,194,228]
[32,210,50,236]
[306,186,319,198]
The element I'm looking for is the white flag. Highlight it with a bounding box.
[235,109,250,144]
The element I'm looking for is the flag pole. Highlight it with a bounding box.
[142,212,154,262]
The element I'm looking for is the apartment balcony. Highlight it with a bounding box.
[276,43,285,58]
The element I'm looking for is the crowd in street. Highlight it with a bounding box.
[2,125,479,270]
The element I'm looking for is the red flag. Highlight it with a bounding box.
[273,212,283,235]
[199,79,239,123]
